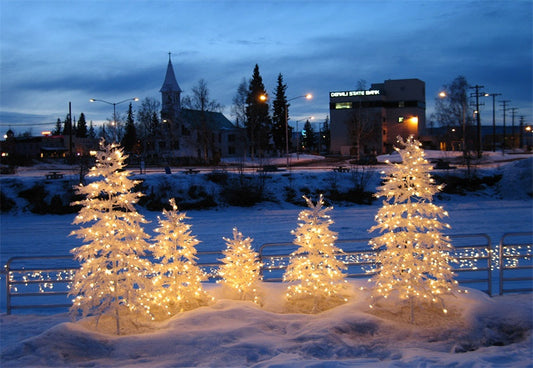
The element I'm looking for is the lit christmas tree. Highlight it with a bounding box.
[218,227,262,304]
[284,195,348,313]
[369,135,459,323]
[147,198,211,319]
[69,139,152,335]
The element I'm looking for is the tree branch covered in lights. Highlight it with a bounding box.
[369,136,459,323]
[146,198,211,319]
[218,227,263,304]
[69,139,152,334]
[284,195,348,313]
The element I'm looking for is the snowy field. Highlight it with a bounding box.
[1,153,532,367]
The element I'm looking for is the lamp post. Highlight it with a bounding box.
[482,92,501,152]
[285,94,312,168]
[439,91,466,157]
[90,97,139,142]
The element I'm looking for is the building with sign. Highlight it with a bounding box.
[329,78,426,157]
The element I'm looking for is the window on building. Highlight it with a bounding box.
[398,117,404,123]
[398,101,405,108]
[228,146,235,155]
[228,134,235,142]
[335,102,352,109]
[173,140,179,150]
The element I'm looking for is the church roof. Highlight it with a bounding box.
[160,55,182,93]
[180,109,236,131]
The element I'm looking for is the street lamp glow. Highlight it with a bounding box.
[284,94,313,168]
[90,97,139,142]
[438,91,447,98]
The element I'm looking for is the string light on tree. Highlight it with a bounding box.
[218,227,263,304]
[368,135,460,323]
[284,195,349,313]
[146,198,211,320]
[69,139,152,335]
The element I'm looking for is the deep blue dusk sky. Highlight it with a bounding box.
[1,0,531,134]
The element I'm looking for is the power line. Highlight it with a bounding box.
[0,122,57,126]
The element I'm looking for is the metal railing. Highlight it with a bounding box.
[3,232,530,314]
[259,234,493,295]
[499,232,533,295]
[2,252,224,315]
[4,255,79,315]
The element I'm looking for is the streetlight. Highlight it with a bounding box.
[90,97,139,142]
[439,91,466,157]
[482,92,501,152]
[285,94,312,168]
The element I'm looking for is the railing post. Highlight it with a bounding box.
[5,260,12,315]
[499,235,504,295]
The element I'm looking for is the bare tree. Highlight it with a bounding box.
[232,78,248,128]
[182,79,223,162]
[349,80,378,161]
[137,97,161,153]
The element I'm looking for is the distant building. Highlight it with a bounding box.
[0,129,94,163]
[145,55,241,163]
[329,78,426,157]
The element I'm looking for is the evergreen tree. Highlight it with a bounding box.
[76,113,88,138]
[284,195,348,313]
[53,118,62,135]
[245,64,271,158]
[321,116,331,153]
[369,136,458,323]
[272,73,289,155]
[147,199,211,320]
[121,103,137,152]
[218,227,262,303]
[302,120,316,152]
[69,140,152,334]
[88,121,96,140]
[63,114,72,135]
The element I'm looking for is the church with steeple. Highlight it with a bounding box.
[150,53,240,163]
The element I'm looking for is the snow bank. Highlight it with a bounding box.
[496,157,533,199]
[1,282,532,367]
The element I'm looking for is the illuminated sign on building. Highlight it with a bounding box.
[329,89,381,98]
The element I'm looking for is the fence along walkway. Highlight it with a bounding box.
[2,233,531,314]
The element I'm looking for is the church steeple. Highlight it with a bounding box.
[160,52,182,94]
[160,52,182,117]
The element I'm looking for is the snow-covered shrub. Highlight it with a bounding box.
[0,191,15,212]
[221,174,265,207]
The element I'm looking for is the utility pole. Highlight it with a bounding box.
[509,107,518,150]
[500,100,510,155]
[519,115,525,149]
[470,85,484,157]
[69,102,73,157]
[483,93,501,152]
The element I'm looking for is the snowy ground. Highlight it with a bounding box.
[1,283,532,367]
[1,152,532,367]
